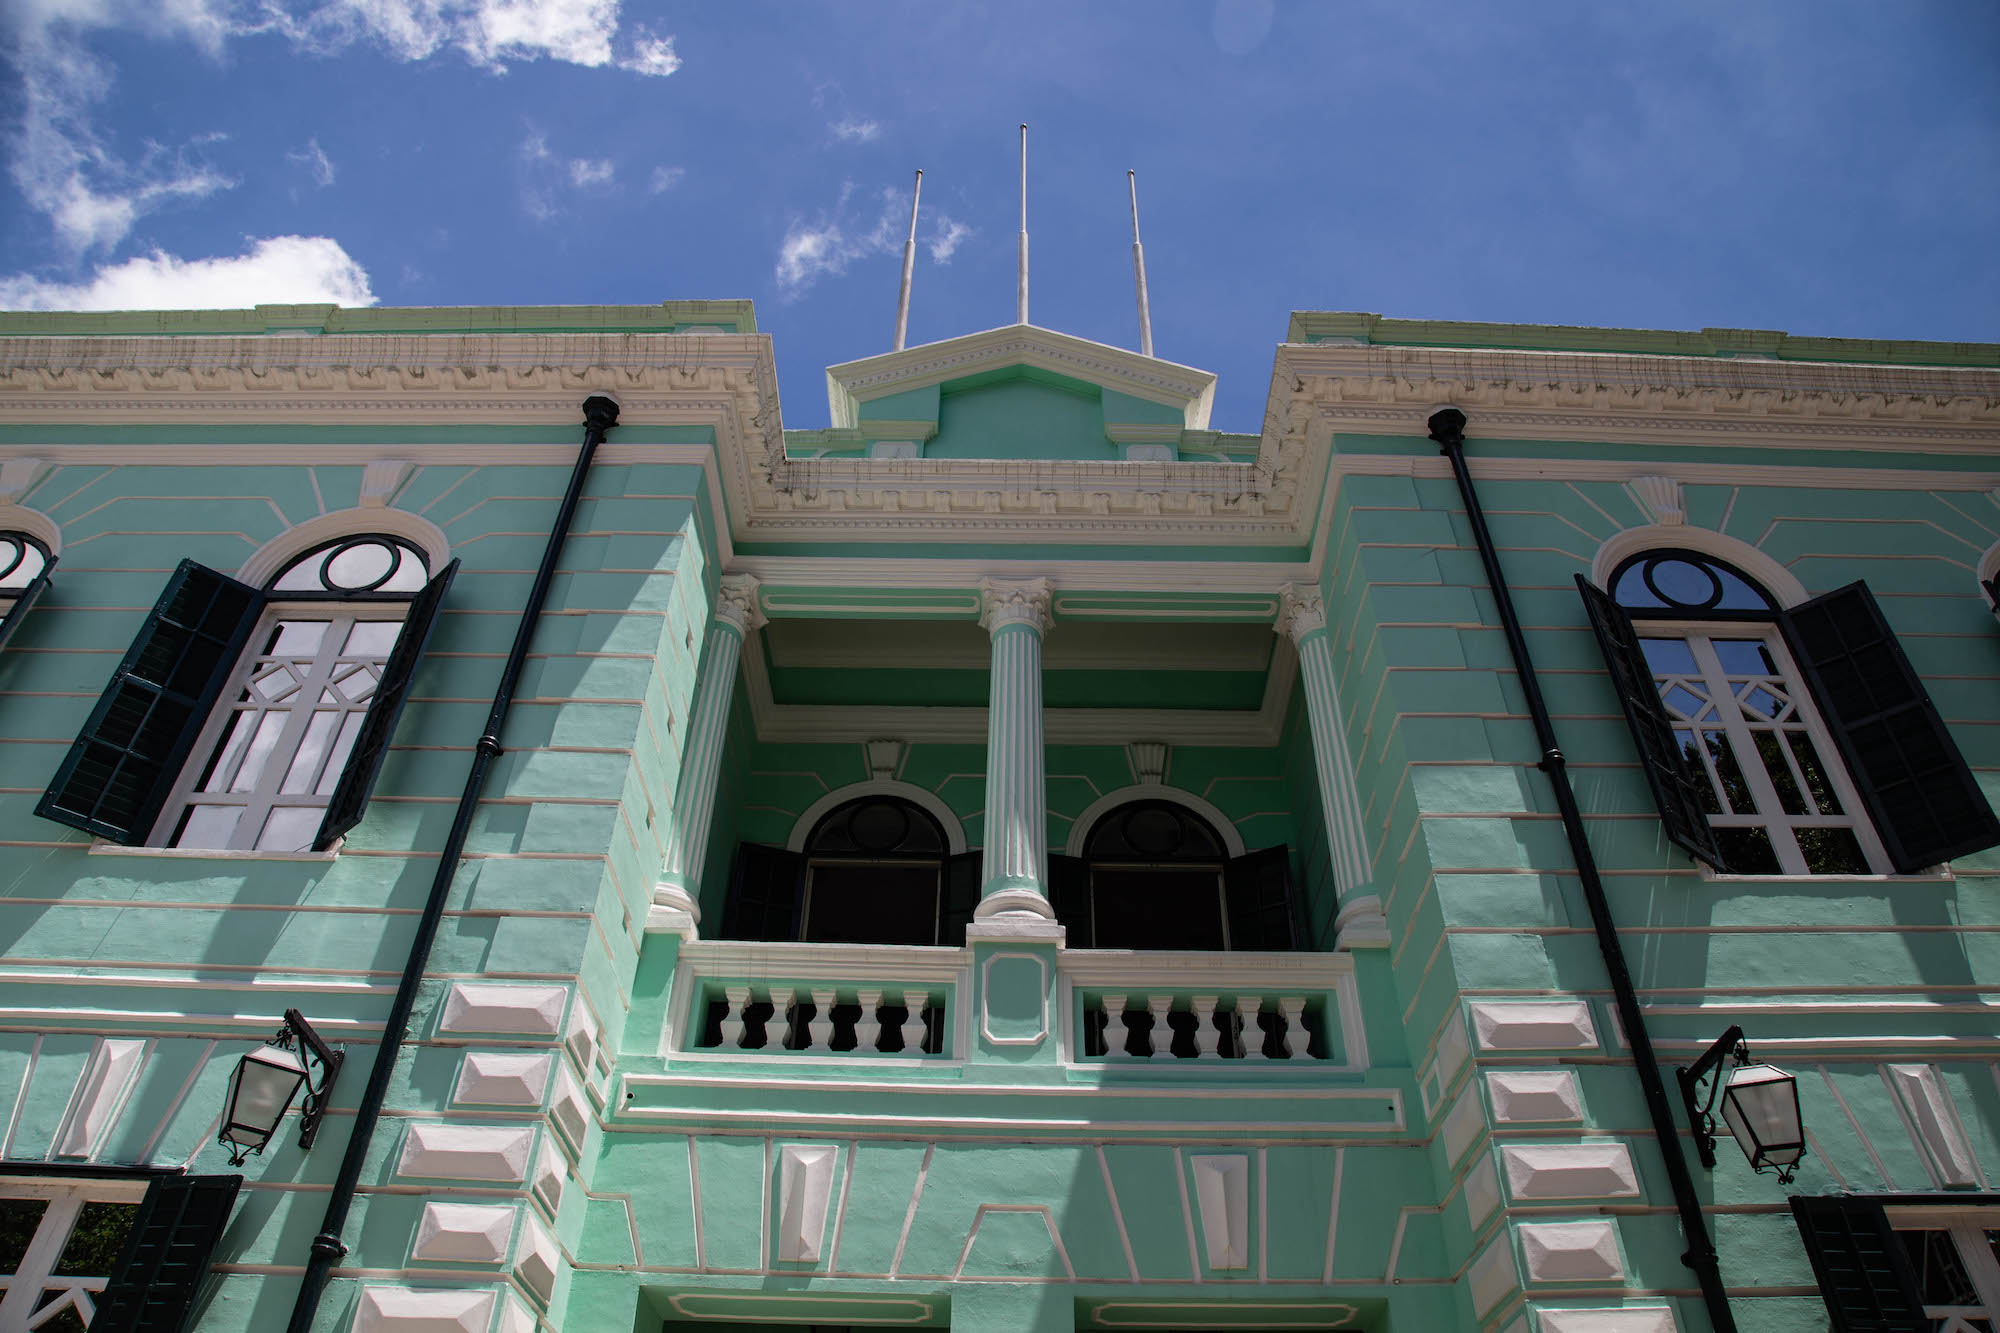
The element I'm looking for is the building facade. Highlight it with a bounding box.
[0,303,1996,1333]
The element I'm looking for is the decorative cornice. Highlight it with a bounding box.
[1274,583,1325,643]
[714,573,766,634]
[978,578,1054,635]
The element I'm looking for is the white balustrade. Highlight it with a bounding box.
[1087,992,1319,1061]
[693,983,943,1057]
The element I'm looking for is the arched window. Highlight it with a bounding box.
[0,531,54,650]
[38,535,456,852]
[1580,548,1999,876]
[723,795,977,945]
[1053,799,1302,951]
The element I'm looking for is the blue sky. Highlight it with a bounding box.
[2,1,1995,429]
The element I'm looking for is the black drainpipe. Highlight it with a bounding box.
[285,394,620,1333]
[1428,407,1737,1333]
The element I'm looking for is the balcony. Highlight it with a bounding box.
[665,941,968,1062]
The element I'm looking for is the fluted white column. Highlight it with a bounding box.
[974,578,1057,922]
[1277,583,1384,945]
[652,573,763,931]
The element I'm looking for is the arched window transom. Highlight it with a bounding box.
[802,796,949,945]
[0,533,49,592]
[1611,550,1775,616]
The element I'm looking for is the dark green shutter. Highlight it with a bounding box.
[0,553,54,653]
[721,842,806,940]
[1047,853,1091,948]
[36,562,263,844]
[1789,1196,1927,1333]
[1781,581,2000,872]
[1224,845,1304,950]
[313,559,458,850]
[940,850,981,946]
[93,1173,242,1333]
[1985,575,2000,613]
[1575,575,1731,872]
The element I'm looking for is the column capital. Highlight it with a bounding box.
[1275,582,1326,642]
[715,572,766,634]
[978,577,1054,635]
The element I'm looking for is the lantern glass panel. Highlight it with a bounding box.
[222,1043,307,1152]
[1719,1062,1804,1168]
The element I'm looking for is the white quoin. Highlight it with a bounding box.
[974,578,1058,923]
[655,574,764,914]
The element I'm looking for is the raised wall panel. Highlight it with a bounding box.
[396,1124,534,1182]
[1537,1307,1678,1333]
[411,1203,516,1264]
[55,1039,146,1159]
[1462,1153,1500,1228]
[777,1145,837,1262]
[453,1052,553,1107]
[439,983,568,1037]
[351,1287,495,1333]
[512,1213,559,1303]
[1468,1236,1519,1315]
[1886,1064,1980,1188]
[1501,1144,1640,1200]
[1440,1089,1487,1166]
[1487,1071,1583,1123]
[1190,1154,1250,1270]
[1518,1221,1624,1282]
[1470,1001,1598,1052]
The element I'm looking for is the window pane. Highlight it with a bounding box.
[198,712,257,793]
[281,711,340,794]
[230,712,289,792]
[31,1294,88,1332]
[1900,1229,1980,1305]
[342,621,400,656]
[1675,729,1725,814]
[0,1197,49,1272]
[1705,728,1755,814]
[1712,638,1779,676]
[317,712,368,796]
[0,535,46,590]
[269,621,327,655]
[1714,827,1782,873]
[1785,732,1844,815]
[256,806,323,853]
[326,542,394,590]
[173,804,241,849]
[51,1201,137,1276]
[1797,826,1870,876]
[1753,731,1807,815]
[1639,638,1698,674]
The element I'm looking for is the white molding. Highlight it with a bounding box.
[1063,785,1246,859]
[234,506,451,588]
[978,951,1049,1047]
[776,1144,837,1262]
[785,780,968,855]
[1189,1154,1250,1269]
[0,458,47,505]
[52,1038,146,1160]
[1587,523,1810,608]
[0,504,59,557]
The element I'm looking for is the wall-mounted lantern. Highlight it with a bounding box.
[1677,1024,1806,1183]
[219,1009,344,1167]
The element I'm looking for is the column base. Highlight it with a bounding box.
[1333,894,1390,949]
[970,883,1064,942]
[645,881,701,939]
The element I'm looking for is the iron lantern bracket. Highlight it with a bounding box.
[1676,1024,1747,1172]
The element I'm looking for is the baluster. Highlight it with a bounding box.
[719,986,751,1049]
[1239,996,1268,1060]
[782,988,808,1051]
[1146,995,1173,1059]
[1100,995,1130,1058]
[806,988,836,1052]
[1279,996,1309,1060]
[1191,995,1221,1060]
[901,992,932,1055]
[855,989,883,1052]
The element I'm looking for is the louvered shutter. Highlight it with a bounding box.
[720,842,806,941]
[1046,853,1091,948]
[37,562,263,843]
[93,1173,242,1333]
[0,553,54,653]
[313,559,458,850]
[1575,575,1731,871]
[1789,1196,1927,1333]
[1224,845,1305,950]
[1985,575,2000,614]
[1781,581,2000,872]
[940,850,981,946]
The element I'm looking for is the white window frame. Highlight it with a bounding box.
[1641,617,1892,876]
[1883,1205,2000,1330]
[0,1176,149,1330]
[0,530,51,620]
[149,602,408,852]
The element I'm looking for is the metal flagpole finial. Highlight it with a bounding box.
[1129,169,1153,357]
[1016,123,1029,325]
[892,169,922,352]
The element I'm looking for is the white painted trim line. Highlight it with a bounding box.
[786,780,968,855]
[1064,785,1246,859]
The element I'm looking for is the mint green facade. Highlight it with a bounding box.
[0,301,1995,1333]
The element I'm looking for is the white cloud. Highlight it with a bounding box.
[3,0,677,253]
[518,125,616,220]
[567,157,613,188]
[0,235,376,310]
[775,183,964,297]
[648,164,685,193]
[287,138,336,187]
[829,117,879,144]
[928,215,971,263]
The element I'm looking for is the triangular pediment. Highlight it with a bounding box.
[823,325,1216,462]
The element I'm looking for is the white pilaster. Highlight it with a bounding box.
[653,573,764,929]
[1277,583,1384,948]
[973,578,1059,928]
